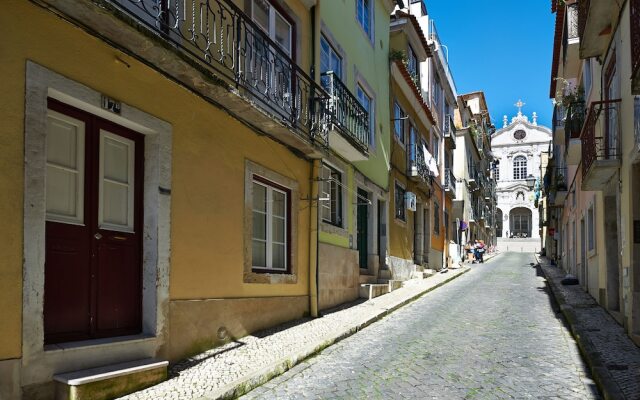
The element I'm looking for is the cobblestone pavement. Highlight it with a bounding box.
[242,252,599,399]
[119,261,471,399]
[540,259,640,399]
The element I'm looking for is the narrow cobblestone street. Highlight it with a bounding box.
[241,253,600,399]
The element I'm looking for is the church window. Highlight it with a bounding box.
[513,129,526,140]
[513,156,527,180]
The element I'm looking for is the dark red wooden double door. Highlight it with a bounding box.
[44,99,144,344]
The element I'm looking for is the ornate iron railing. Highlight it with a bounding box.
[581,100,622,179]
[632,0,640,88]
[444,167,456,193]
[567,3,579,40]
[578,0,590,42]
[321,71,370,151]
[112,0,328,146]
[565,101,585,149]
[553,103,566,131]
[444,115,456,138]
[408,143,431,183]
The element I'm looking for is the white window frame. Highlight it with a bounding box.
[356,84,375,146]
[320,34,342,79]
[252,178,289,271]
[45,110,85,226]
[393,101,405,145]
[321,163,343,227]
[251,0,293,56]
[98,130,136,233]
[356,0,373,40]
[513,155,527,180]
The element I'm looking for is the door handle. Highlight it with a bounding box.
[94,233,102,240]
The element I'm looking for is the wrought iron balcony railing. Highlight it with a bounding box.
[565,101,586,147]
[113,0,328,146]
[444,115,456,148]
[567,3,579,40]
[581,99,622,179]
[408,143,431,183]
[321,71,370,151]
[632,0,640,92]
[444,168,456,194]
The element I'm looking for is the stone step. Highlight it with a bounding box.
[387,280,403,292]
[378,269,391,280]
[53,358,168,400]
[359,283,389,300]
[358,274,378,284]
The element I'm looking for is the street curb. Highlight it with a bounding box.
[201,267,471,399]
[534,254,626,400]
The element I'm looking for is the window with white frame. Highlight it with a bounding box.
[513,156,527,180]
[356,84,374,146]
[320,34,342,90]
[321,164,342,226]
[252,177,289,271]
[356,0,373,39]
[407,45,419,86]
[432,133,440,163]
[394,101,405,144]
[395,181,406,221]
[251,0,292,55]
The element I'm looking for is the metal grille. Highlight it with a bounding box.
[112,0,329,146]
[631,0,640,85]
[444,168,456,193]
[567,3,579,40]
[321,72,370,151]
[581,100,622,179]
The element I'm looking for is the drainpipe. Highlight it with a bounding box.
[309,159,320,318]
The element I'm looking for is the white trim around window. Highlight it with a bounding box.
[251,178,289,272]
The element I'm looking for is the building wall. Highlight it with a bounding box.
[1,0,314,392]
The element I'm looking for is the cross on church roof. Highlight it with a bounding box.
[515,99,525,115]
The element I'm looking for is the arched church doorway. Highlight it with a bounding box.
[496,208,503,237]
[510,207,532,238]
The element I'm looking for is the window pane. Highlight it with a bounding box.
[320,37,330,74]
[47,118,78,169]
[253,211,266,240]
[252,0,269,32]
[253,183,266,212]
[272,215,285,242]
[272,243,286,269]
[46,167,78,217]
[331,53,342,78]
[252,240,266,267]
[274,12,291,54]
[103,181,129,226]
[272,190,285,217]
[103,136,130,183]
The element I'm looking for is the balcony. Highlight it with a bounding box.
[578,0,623,59]
[467,165,478,189]
[632,0,640,94]
[552,167,568,206]
[444,168,456,198]
[322,72,370,161]
[443,116,456,149]
[553,104,566,144]
[565,101,585,165]
[42,0,328,157]
[407,143,431,185]
[581,100,622,191]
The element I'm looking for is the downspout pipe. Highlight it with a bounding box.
[309,4,319,318]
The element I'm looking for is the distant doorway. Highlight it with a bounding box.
[509,207,532,238]
[496,208,503,237]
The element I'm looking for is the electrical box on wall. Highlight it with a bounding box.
[405,192,417,211]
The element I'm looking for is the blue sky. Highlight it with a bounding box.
[424,1,556,129]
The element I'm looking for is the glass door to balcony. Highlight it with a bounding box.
[605,55,619,158]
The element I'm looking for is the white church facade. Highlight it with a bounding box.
[491,104,552,240]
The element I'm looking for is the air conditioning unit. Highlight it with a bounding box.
[405,192,417,211]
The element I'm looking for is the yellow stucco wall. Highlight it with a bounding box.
[0,1,313,358]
